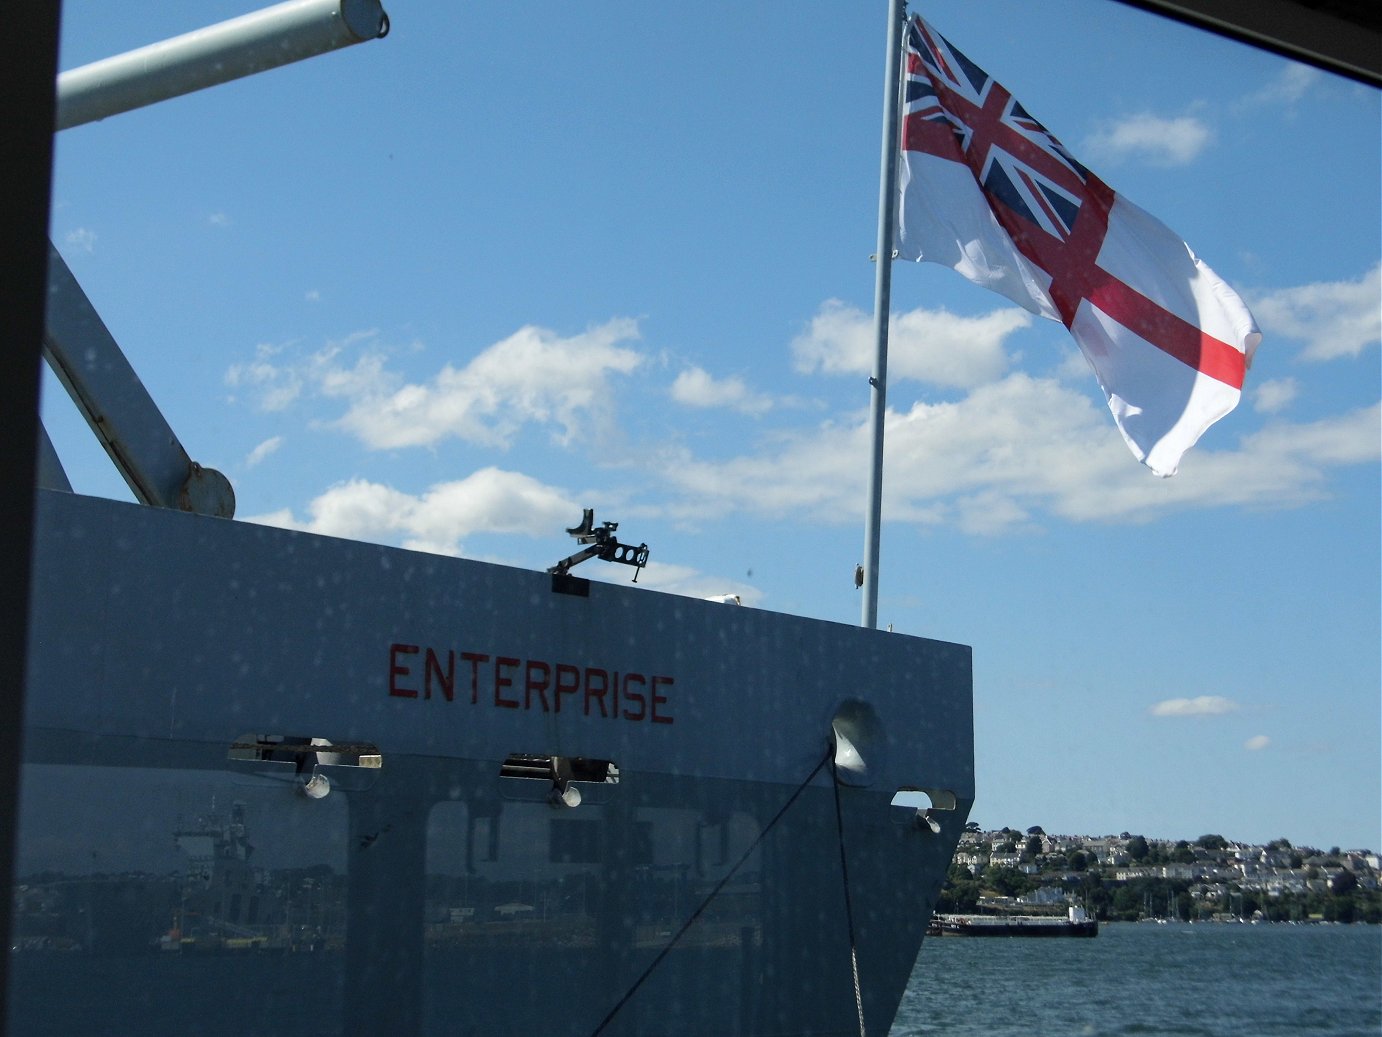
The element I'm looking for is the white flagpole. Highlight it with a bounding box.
[861,0,906,630]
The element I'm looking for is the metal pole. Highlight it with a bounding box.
[56,0,388,131]
[43,244,236,517]
[861,0,906,629]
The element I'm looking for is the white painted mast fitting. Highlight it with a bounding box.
[56,0,388,131]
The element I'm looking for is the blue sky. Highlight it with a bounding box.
[45,1,1379,851]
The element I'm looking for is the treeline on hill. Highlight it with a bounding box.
[939,829,1382,924]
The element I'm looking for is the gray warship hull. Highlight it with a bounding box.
[12,487,974,1035]
[11,5,973,1031]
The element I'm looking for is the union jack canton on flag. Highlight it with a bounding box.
[895,15,1261,477]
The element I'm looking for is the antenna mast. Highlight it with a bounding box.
[861,0,907,629]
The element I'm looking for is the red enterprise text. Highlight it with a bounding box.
[388,643,674,725]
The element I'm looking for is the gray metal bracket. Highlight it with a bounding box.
[43,242,235,517]
[548,509,649,582]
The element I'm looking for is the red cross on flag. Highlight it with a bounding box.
[896,15,1261,477]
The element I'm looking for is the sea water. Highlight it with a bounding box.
[891,922,1382,1037]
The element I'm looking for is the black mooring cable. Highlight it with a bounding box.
[830,754,868,1037]
[588,748,832,1037]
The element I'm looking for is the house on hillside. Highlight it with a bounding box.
[954,851,986,875]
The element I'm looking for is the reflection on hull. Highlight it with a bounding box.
[11,490,975,1035]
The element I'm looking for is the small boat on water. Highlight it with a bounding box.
[928,906,1098,938]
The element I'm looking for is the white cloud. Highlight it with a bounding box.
[334,319,643,450]
[655,373,1113,531]
[1054,344,1094,382]
[1084,113,1212,167]
[1272,64,1319,103]
[651,367,1380,534]
[315,345,395,401]
[791,299,1029,389]
[1149,696,1240,717]
[1251,377,1298,414]
[1244,735,1271,751]
[1234,402,1380,468]
[232,305,1378,547]
[1050,403,1381,523]
[305,290,321,303]
[1249,264,1381,361]
[1237,63,1321,108]
[225,341,306,411]
[670,367,773,415]
[208,212,231,228]
[65,227,97,253]
[245,467,577,556]
[249,476,764,598]
[244,436,283,468]
[225,320,644,451]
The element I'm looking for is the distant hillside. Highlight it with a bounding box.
[941,828,1380,923]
